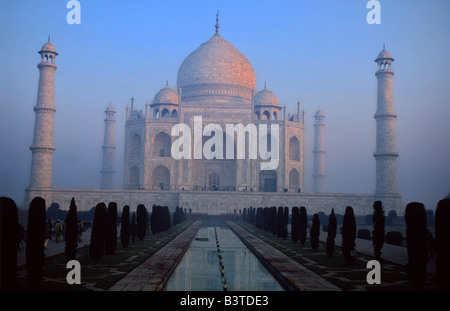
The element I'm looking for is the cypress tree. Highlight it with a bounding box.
[163,206,171,231]
[89,203,107,260]
[65,197,79,261]
[255,207,264,230]
[270,206,277,235]
[105,202,118,254]
[26,197,46,289]
[242,208,247,222]
[299,206,308,246]
[137,204,147,240]
[310,214,320,251]
[435,199,450,290]
[342,206,356,264]
[130,212,137,244]
[326,208,337,257]
[291,206,300,243]
[277,207,284,238]
[405,202,427,289]
[120,205,130,249]
[372,200,385,261]
[263,207,270,232]
[0,197,19,290]
[283,207,289,240]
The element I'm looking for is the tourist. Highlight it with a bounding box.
[54,220,62,243]
[17,223,25,251]
[44,222,51,249]
[47,219,53,240]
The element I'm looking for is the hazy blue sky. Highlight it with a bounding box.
[1,0,449,211]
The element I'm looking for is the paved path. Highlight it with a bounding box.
[227,221,340,291]
[318,231,436,275]
[108,220,202,291]
[17,228,92,267]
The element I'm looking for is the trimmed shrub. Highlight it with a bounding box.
[342,206,356,264]
[326,209,337,257]
[150,204,160,234]
[372,201,385,260]
[89,203,107,260]
[105,202,118,254]
[310,214,320,251]
[173,206,186,226]
[0,197,19,290]
[120,205,130,249]
[269,206,277,234]
[242,208,247,222]
[385,231,403,246]
[276,207,284,238]
[299,206,308,246]
[263,207,270,232]
[405,202,427,289]
[283,207,289,240]
[130,212,137,244]
[162,206,171,232]
[65,197,79,261]
[358,229,371,240]
[435,199,450,290]
[255,207,264,230]
[291,207,300,243]
[137,204,147,240]
[26,197,46,288]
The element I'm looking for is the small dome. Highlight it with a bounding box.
[375,48,393,61]
[314,108,325,117]
[39,37,58,55]
[153,86,178,105]
[105,104,116,112]
[254,88,279,107]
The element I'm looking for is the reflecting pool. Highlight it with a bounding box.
[164,225,284,291]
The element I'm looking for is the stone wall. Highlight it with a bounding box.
[25,188,402,215]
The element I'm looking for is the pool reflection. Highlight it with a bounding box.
[164,226,284,291]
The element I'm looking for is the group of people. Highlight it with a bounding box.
[17,219,85,251]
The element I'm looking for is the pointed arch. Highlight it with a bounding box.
[130,133,141,157]
[152,165,170,190]
[289,136,300,161]
[152,131,171,157]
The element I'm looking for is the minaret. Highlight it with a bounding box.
[374,45,399,195]
[313,108,326,193]
[101,103,116,189]
[29,37,58,189]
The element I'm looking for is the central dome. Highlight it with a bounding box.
[177,33,256,102]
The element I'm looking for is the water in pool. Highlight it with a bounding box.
[164,225,284,291]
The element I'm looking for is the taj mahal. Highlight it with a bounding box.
[24,15,402,215]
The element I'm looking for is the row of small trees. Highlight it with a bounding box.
[0,196,187,290]
[241,199,450,290]
[90,203,186,260]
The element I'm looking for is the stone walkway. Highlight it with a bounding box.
[227,221,340,291]
[108,220,203,291]
[319,231,437,275]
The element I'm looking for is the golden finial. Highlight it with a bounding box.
[215,10,220,33]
